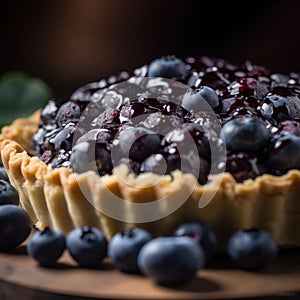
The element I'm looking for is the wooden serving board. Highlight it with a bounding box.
[0,247,299,300]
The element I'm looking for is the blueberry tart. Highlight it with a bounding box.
[1,55,300,248]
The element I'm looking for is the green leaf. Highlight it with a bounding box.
[0,71,53,127]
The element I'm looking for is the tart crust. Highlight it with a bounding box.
[1,112,300,248]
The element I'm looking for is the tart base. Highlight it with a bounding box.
[1,113,300,248]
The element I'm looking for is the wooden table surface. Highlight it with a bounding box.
[0,246,299,300]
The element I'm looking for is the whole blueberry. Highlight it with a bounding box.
[71,142,96,174]
[0,180,19,206]
[66,227,107,268]
[260,87,300,123]
[147,56,188,80]
[27,227,66,267]
[173,222,217,261]
[138,236,205,285]
[162,123,210,160]
[182,86,219,111]
[108,228,152,273]
[0,205,31,250]
[0,167,9,182]
[267,133,300,170]
[118,127,161,162]
[71,141,113,176]
[222,117,270,152]
[227,228,278,271]
[55,101,82,127]
[226,152,267,182]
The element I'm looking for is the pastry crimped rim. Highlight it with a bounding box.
[1,112,300,248]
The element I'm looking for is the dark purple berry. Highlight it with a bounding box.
[77,129,113,144]
[220,97,260,116]
[71,141,113,175]
[0,167,9,182]
[108,228,152,274]
[182,86,219,111]
[267,133,300,171]
[147,56,188,80]
[55,101,82,127]
[118,127,161,162]
[226,153,267,182]
[222,117,270,152]
[0,180,19,206]
[183,123,210,159]
[0,205,31,250]
[162,125,208,158]
[27,227,65,267]
[143,112,183,135]
[138,236,205,285]
[96,109,121,132]
[199,71,230,94]
[227,228,278,271]
[260,87,300,123]
[66,227,107,268]
[174,222,217,260]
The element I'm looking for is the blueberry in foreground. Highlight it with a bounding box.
[0,180,19,206]
[0,167,9,182]
[222,117,271,153]
[0,205,31,250]
[227,228,278,271]
[182,86,219,111]
[27,227,65,267]
[108,228,152,274]
[147,56,188,80]
[66,227,107,268]
[138,236,205,285]
[267,132,300,170]
[173,222,218,261]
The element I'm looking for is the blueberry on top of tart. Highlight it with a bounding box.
[32,55,300,183]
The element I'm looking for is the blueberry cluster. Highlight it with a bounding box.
[112,224,278,284]
[33,55,300,182]
[26,222,278,285]
[27,226,107,267]
[0,155,32,250]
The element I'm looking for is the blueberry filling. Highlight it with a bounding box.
[33,55,300,183]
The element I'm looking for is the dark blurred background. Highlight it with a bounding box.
[1,0,300,99]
